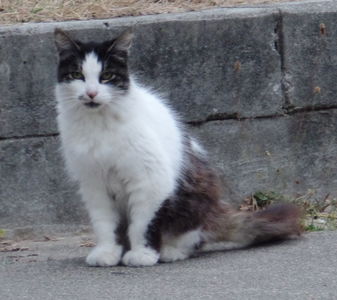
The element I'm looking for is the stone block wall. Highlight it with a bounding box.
[1,0,337,229]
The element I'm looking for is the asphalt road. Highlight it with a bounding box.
[1,231,336,300]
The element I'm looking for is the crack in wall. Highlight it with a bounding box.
[274,10,294,112]
[284,104,337,115]
[186,105,337,127]
[0,132,59,142]
[2,105,337,139]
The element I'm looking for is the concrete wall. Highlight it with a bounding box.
[1,0,337,231]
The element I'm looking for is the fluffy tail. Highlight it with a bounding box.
[202,203,303,251]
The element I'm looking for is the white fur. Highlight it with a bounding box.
[81,52,103,98]
[200,241,249,252]
[86,243,122,267]
[160,229,202,262]
[56,52,184,267]
[122,247,160,267]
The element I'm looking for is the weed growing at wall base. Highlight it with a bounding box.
[240,190,337,232]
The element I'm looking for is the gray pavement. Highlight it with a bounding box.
[1,231,336,300]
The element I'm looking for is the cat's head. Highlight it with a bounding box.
[54,29,133,109]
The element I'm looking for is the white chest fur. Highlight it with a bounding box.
[56,81,185,206]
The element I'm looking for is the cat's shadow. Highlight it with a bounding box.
[196,236,304,259]
[57,237,304,271]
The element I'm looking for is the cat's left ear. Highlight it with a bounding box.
[54,28,80,53]
[108,29,134,53]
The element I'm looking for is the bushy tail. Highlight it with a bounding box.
[202,203,303,251]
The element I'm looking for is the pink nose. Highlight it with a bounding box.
[87,91,98,99]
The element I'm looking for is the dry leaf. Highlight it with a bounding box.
[80,240,95,248]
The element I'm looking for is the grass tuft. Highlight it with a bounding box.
[240,189,337,232]
[0,229,6,239]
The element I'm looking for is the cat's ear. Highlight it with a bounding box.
[108,29,134,53]
[54,28,80,53]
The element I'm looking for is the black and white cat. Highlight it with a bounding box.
[54,29,301,267]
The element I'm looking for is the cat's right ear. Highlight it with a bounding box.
[54,28,80,54]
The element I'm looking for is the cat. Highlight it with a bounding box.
[54,28,302,267]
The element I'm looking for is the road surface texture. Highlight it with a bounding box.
[1,231,336,299]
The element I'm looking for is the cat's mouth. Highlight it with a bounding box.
[84,101,101,108]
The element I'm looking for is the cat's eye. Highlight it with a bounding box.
[69,72,84,80]
[100,72,116,83]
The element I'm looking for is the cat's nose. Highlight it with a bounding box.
[87,91,98,99]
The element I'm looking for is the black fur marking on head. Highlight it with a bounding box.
[54,29,132,90]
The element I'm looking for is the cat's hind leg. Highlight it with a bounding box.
[160,229,201,263]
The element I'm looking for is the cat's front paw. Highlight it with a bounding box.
[122,247,159,267]
[86,244,122,267]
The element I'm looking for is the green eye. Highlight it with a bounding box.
[69,72,83,80]
[100,72,116,82]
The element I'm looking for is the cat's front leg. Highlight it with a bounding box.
[80,184,122,267]
[122,191,162,267]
